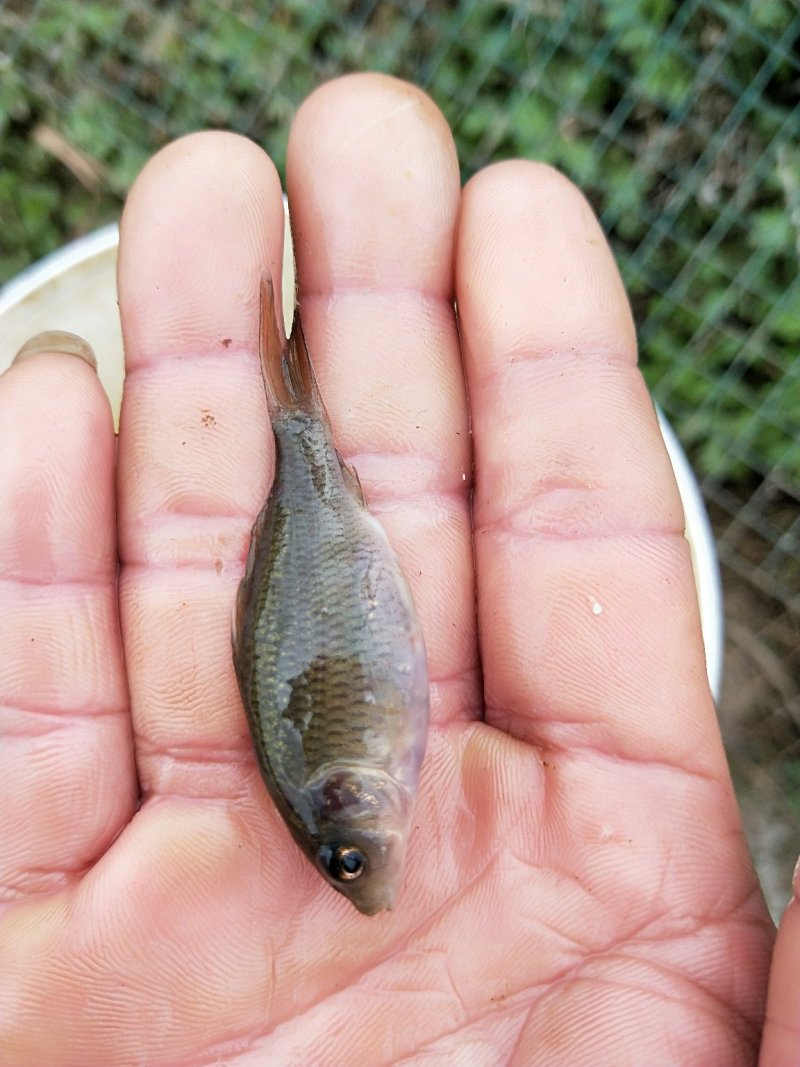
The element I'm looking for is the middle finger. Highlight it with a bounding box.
[286,74,476,729]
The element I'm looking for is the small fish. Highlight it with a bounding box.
[233,279,429,916]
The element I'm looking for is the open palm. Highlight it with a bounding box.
[0,75,773,1066]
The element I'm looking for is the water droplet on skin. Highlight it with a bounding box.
[590,597,603,615]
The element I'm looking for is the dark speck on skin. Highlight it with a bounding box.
[222,338,232,348]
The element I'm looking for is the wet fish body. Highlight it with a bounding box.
[233,282,429,916]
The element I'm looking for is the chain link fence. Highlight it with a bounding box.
[1,0,798,914]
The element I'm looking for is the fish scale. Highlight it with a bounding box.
[232,280,429,915]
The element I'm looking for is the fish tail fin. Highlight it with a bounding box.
[259,273,319,411]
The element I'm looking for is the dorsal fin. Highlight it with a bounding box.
[258,275,319,412]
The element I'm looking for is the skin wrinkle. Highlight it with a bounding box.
[2,850,103,899]
[9,859,92,878]
[559,963,758,1046]
[135,761,251,802]
[0,883,56,904]
[588,898,767,1029]
[477,492,674,544]
[133,738,252,764]
[373,1004,532,1067]
[1,716,125,744]
[1,879,71,905]
[139,782,249,804]
[127,514,255,532]
[708,873,768,927]
[186,1037,261,1067]
[231,902,549,1067]
[244,844,506,1030]
[378,847,507,959]
[138,702,465,792]
[386,1005,534,1067]
[121,349,256,376]
[428,663,480,690]
[439,950,470,1020]
[506,1005,535,1067]
[252,895,757,1067]
[470,341,638,393]
[501,733,721,785]
[475,514,687,544]
[626,901,774,958]
[121,558,245,575]
[344,453,467,492]
[522,958,751,1061]
[428,692,477,729]
[368,486,470,512]
[0,575,110,591]
[0,701,127,721]
[301,284,455,306]
[342,450,456,474]
[123,458,465,538]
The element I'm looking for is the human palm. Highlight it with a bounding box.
[0,75,773,1066]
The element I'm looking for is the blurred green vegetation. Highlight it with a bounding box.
[1,0,798,486]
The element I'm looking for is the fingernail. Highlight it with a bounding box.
[13,331,97,370]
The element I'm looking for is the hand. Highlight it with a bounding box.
[0,73,774,1066]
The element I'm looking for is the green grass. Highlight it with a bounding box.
[1,0,798,487]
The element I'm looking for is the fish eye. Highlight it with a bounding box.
[321,844,366,883]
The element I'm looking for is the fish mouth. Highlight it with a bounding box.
[315,824,406,916]
[331,859,400,916]
[351,887,397,916]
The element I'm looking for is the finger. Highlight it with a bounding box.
[759,894,800,1067]
[286,73,475,727]
[116,132,285,798]
[0,338,133,905]
[457,161,724,774]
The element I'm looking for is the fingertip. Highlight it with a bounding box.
[292,72,453,147]
[287,72,459,294]
[14,331,98,371]
[458,158,636,374]
[464,157,578,198]
[118,130,285,365]
[122,130,281,224]
[0,349,115,583]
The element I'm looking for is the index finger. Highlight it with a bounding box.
[116,132,285,798]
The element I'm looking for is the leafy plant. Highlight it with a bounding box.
[1,0,797,488]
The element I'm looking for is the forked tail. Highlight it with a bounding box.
[259,274,320,412]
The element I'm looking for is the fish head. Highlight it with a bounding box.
[306,765,414,916]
